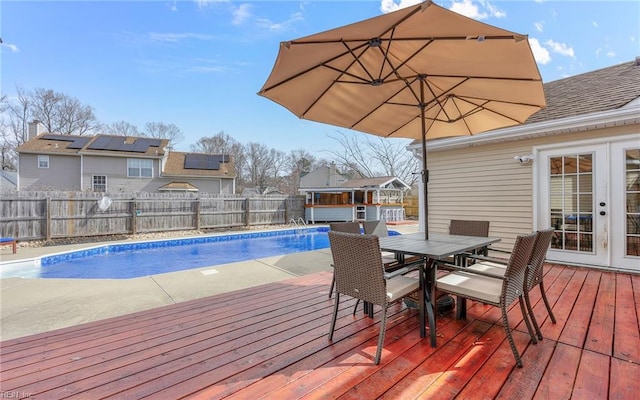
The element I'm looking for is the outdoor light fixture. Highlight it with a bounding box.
[514,155,534,165]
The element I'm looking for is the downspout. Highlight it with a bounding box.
[80,154,84,190]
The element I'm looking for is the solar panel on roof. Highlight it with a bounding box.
[40,134,92,149]
[184,154,229,170]
[87,136,112,150]
[87,136,163,153]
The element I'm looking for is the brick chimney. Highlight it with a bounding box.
[28,120,45,141]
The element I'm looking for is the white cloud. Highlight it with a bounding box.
[448,0,506,20]
[256,12,304,33]
[546,39,575,58]
[529,37,551,65]
[195,0,229,8]
[450,0,487,19]
[592,21,598,28]
[534,21,544,33]
[146,32,216,43]
[1,42,20,52]
[380,0,506,19]
[380,0,422,14]
[232,4,252,26]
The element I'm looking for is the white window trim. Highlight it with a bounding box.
[127,158,153,178]
[38,155,49,168]
[92,175,107,192]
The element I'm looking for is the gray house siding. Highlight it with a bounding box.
[19,154,81,191]
[82,155,161,192]
[300,165,348,188]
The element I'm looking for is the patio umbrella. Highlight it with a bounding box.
[258,0,546,239]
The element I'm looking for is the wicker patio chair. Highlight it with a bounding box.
[328,222,362,298]
[362,220,404,267]
[435,231,538,367]
[327,231,420,365]
[464,228,556,341]
[445,220,491,317]
[449,219,490,264]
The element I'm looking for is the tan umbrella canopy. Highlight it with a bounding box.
[259,0,546,238]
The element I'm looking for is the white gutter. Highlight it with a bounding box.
[409,104,640,153]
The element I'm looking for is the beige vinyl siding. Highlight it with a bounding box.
[425,124,638,251]
[427,141,533,250]
[18,153,81,191]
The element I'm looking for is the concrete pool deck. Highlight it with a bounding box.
[0,223,419,341]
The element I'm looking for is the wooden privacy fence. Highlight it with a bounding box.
[0,192,305,241]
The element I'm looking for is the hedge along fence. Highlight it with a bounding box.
[0,191,305,241]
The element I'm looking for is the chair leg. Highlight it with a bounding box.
[524,291,543,341]
[501,304,524,368]
[329,273,335,299]
[329,292,340,341]
[519,296,538,344]
[539,282,557,324]
[353,299,360,315]
[375,305,388,365]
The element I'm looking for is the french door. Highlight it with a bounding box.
[536,136,639,271]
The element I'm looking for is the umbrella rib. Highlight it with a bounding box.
[301,40,380,117]
[260,40,371,93]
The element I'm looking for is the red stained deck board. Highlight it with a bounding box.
[0,266,637,400]
[584,271,616,355]
[558,270,602,348]
[572,349,610,399]
[613,273,640,363]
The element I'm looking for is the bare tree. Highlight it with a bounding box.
[143,122,184,148]
[326,130,419,186]
[103,120,140,136]
[190,131,246,190]
[244,142,274,191]
[1,88,32,170]
[284,149,325,194]
[31,88,98,135]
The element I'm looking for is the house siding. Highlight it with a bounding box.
[300,165,348,188]
[82,155,162,192]
[19,154,82,191]
[426,124,638,251]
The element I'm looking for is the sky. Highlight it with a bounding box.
[2,0,639,156]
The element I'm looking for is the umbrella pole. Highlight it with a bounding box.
[421,133,428,240]
[420,77,429,241]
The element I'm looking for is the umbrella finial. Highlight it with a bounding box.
[368,38,382,48]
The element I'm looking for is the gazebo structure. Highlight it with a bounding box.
[299,176,410,224]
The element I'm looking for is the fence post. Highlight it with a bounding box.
[131,199,137,235]
[195,199,201,230]
[245,198,251,226]
[46,197,51,241]
[284,197,290,223]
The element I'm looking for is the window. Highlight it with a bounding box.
[92,175,107,192]
[38,155,49,168]
[127,158,153,178]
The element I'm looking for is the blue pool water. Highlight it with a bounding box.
[33,228,334,279]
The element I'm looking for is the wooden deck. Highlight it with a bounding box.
[1,264,639,399]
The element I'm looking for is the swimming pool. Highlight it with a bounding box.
[1,227,341,280]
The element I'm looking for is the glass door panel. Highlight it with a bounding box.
[549,154,594,252]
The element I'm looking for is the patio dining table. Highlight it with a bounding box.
[379,233,501,347]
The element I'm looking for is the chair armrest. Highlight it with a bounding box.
[436,262,506,280]
[464,254,509,265]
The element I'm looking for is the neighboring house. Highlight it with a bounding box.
[411,58,640,272]
[299,163,350,188]
[0,170,17,192]
[299,173,410,223]
[16,123,236,194]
